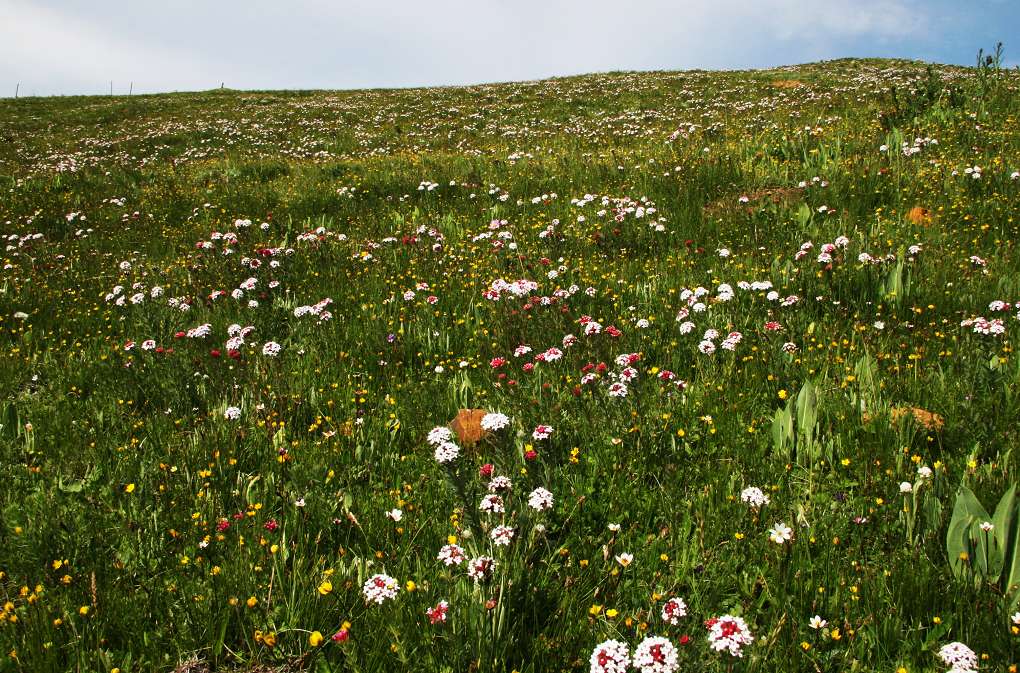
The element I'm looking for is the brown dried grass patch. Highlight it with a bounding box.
[704,187,802,218]
[863,406,944,432]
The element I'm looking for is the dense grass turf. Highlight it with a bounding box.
[0,57,1019,672]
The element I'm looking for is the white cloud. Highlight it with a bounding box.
[0,0,966,96]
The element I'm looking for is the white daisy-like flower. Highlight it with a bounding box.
[768,522,793,544]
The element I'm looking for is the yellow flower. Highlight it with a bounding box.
[78,606,89,616]
[405,580,416,592]
[800,641,811,651]
[778,389,788,400]
[317,580,333,596]
[124,483,135,493]
[831,628,841,641]
[246,596,258,608]
[605,609,618,618]
[309,631,323,647]
[589,604,602,616]
[447,535,458,545]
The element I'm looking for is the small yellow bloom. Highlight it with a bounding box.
[447,535,457,545]
[124,483,135,493]
[309,631,323,647]
[318,580,333,596]
[605,609,618,618]
[778,389,788,400]
[246,596,258,608]
[831,628,841,641]
[800,641,811,651]
[78,606,89,616]
[589,604,602,616]
[405,580,416,592]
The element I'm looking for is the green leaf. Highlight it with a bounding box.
[947,486,978,578]
[991,485,1016,576]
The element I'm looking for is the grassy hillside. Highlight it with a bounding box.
[0,58,1019,672]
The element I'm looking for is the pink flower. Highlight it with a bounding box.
[426,600,449,624]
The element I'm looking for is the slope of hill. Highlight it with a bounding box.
[0,59,1019,672]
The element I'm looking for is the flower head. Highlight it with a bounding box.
[632,636,679,673]
[590,639,630,673]
[362,574,399,604]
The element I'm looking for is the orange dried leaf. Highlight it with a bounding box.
[906,206,932,225]
[450,409,489,445]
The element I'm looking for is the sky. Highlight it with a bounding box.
[0,0,1016,97]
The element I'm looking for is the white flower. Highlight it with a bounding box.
[740,486,769,508]
[590,639,630,673]
[467,556,496,582]
[528,487,554,511]
[631,636,678,673]
[615,552,633,567]
[899,482,913,493]
[979,521,994,532]
[490,525,515,546]
[768,522,793,544]
[262,341,282,357]
[479,494,505,514]
[426,426,453,446]
[385,508,403,522]
[809,615,827,630]
[223,406,241,420]
[434,441,460,464]
[480,412,510,432]
[937,642,977,671]
[661,597,687,625]
[487,476,512,492]
[707,614,754,657]
[607,382,628,397]
[437,543,465,566]
[362,574,399,604]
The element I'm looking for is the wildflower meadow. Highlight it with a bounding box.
[1,55,1019,672]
